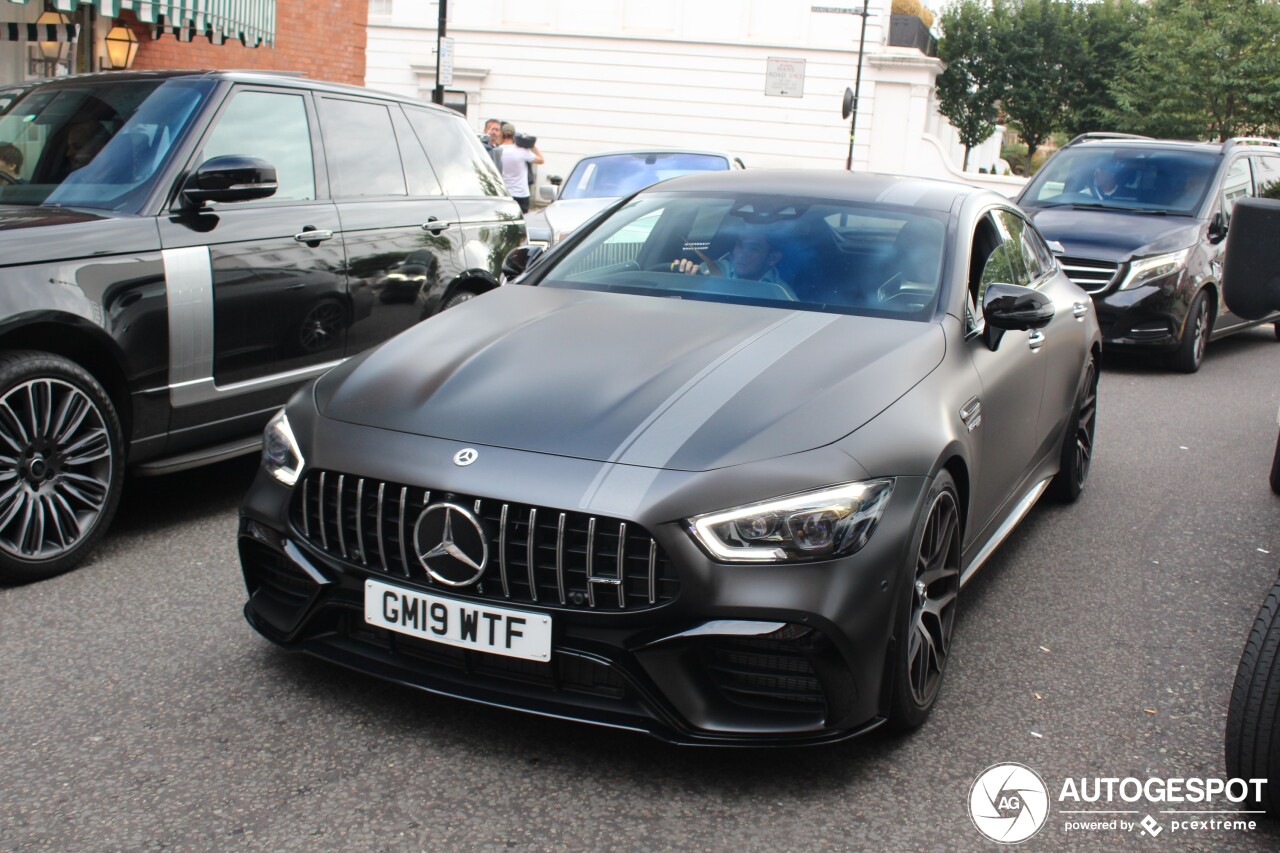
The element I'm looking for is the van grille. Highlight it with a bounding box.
[1059,257,1121,294]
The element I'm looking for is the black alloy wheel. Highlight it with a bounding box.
[1171,291,1211,373]
[442,289,477,311]
[889,471,961,731]
[297,299,346,354]
[1049,357,1098,503]
[0,351,124,583]
[1225,575,1280,816]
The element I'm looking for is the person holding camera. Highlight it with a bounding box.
[498,121,543,213]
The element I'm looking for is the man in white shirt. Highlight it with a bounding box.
[498,122,544,212]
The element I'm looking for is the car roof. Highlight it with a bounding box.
[570,148,739,161]
[16,70,451,114]
[639,169,990,213]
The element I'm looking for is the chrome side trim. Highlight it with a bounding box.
[648,539,657,605]
[163,244,344,407]
[960,396,982,433]
[648,620,788,645]
[960,477,1051,588]
[282,539,331,586]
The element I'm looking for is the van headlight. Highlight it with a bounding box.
[1118,249,1190,291]
[262,410,304,486]
[688,480,894,563]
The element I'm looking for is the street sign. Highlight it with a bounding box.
[765,57,806,98]
[811,5,863,14]
[438,36,455,87]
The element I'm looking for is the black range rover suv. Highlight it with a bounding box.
[0,71,523,582]
[1017,134,1280,372]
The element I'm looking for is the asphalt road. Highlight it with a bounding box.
[4,328,1280,852]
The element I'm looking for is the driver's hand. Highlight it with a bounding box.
[670,258,706,275]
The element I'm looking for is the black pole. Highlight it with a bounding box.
[845,0,870,171]
[433,0,448,105]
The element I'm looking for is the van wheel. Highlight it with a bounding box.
[1169,291,1210,373]
[442,289,478,311]
[0,351,124,583]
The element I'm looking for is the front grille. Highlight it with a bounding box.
[702,638,826,712]
[291,470,679,612]
[1059,257,1121,294]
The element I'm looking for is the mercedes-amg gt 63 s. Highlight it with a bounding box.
[238,171,1101,745]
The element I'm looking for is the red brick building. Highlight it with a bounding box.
[1,1,367,87]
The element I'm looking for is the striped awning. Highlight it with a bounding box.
[1,20,80,42]
[3,0,274,47]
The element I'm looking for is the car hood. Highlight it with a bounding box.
[542,197,617,241]
[316,286,944,472]
[1027,207,1202,262]
[0,206,158,267]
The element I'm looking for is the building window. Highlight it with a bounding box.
[370,0,393,17]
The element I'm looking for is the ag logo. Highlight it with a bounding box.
[968,763,1050,844]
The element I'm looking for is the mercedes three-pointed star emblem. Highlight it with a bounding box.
[413,502,489,586]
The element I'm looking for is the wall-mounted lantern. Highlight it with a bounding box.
[104,21,139,70]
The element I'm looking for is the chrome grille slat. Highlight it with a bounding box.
[1060,257,1120,294]
[291,471,678,612]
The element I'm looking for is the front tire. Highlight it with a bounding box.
[1270,429,1280,496]
[441,289,478,311]
[1225,576,1280,816]
[0,351,124,584]
[1170,290,1211,373]
[887,470,961,732]
[1049,356,1098,503]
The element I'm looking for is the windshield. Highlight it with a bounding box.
[1021,146,1218,215]
[535,192,948,320]
[0,78,213,212]
[558,152,730,200]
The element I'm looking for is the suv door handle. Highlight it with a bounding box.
[1073,301,1088,319]
[294,228,334,244]
[422,218,451,233]
[1028,329,1046,350]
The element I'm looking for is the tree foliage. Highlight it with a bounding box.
[1063,0,1147,138]
[936,0,1002,169]
[1107,0,1280,141]
[991,0,1078,166]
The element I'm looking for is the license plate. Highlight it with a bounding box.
[364,579,552,662]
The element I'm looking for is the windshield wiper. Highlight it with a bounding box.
[1068,202,1167,215]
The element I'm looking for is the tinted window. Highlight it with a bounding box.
[995,209,1048,282]
[404,106,505,197]
[1021,146,1218,214]
[389,105,443,196]
[203,90,315,201]
[319,98,407,197]
[542,192,948,319]
[1254,155,1280,200]
[1221,157,1253,224]
[976,212,1030,300]
[560,152,730,200]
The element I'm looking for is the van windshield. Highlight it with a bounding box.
[0,78,213,213]
[1020,146,1219,215]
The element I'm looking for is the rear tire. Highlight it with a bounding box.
[1170,290,1210,373]
[1225,576,1280,816]
[1048,356,1098,503]
[1270,429,1280,496]
[0,351,124,584]
[442,289,478,311]
[887,470,961,732]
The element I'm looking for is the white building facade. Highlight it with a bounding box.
[365,0,1023,196]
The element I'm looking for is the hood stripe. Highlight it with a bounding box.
[580,310,839,516]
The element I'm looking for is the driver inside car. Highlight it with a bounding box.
[670,224,797,299]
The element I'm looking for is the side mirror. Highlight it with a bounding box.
[182,155,278,206]
[538,184,559,202]
[501,245,545,281]
[1221,197,1280,319]
[1208,211,1229,244]
[982,282,1055,350]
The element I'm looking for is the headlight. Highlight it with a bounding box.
[688,480,894,563]
[1117,249,1190,291]
[263,410,304,486]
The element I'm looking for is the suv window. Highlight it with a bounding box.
[1020,145,1218,215]
[319,97,407,198]
[1253,155,1280,200]
[202,90,316,202]
[404,106,505,197]
[1221,157,1253,224]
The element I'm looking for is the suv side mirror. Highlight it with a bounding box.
[1221,197,1280,319]
[182,155,278,207]
[502,245,545,281]
[538,184,559,203]
[1208,211,1229,244]
[982,282,1055,350]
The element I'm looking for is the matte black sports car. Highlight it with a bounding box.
[238,171,1101,745]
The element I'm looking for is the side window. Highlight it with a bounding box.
[997,208,1050,283]
[403,106,505,197]
[1221,157,1253,224]
[1253,155,1280,200]
[560,207,665,276]
[968,212,1030,326]
[389,105,443,196]
[319,97,407,197]
[201,90,315,201]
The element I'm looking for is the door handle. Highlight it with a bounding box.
[294,228,334,244]
[422,218,451,233]
[1028,329,1046,350]
[1072,301,1088,319]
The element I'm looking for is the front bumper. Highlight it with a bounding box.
[237,424,929,746]
[1091,281,1190,350]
